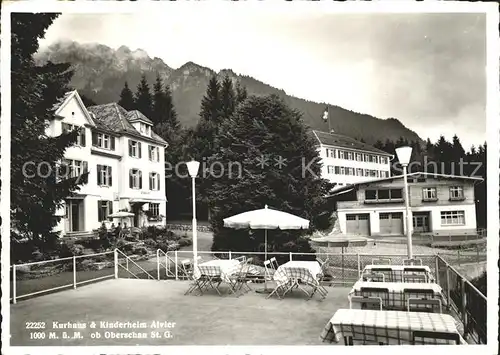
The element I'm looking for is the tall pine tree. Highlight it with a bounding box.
[11,13,89,259]
[134,74,153,119]
[220,75,236,118]
[118,81,135,111]
[208,94,333,256]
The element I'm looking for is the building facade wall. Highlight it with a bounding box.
[318,145,392,187]
[336,176,478,237]
[49,93,167,237]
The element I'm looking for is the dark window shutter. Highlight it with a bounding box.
[138,142,142,158]
[92,132,98,146]
[108,166,112,186]
[157,175,160,190]
[111,137,115,151]
[97,165,101,185]
[83,161,88,173]
[139,171,143,189]
[80,128,86,146]
[98,201,102,221]
[149,173,152,190]
[129,170,133,188]
[109,201,113,215]
[129,141,132,156]
[157,148,160,162]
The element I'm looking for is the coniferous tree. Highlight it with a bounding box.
[235,81,248,105]
[118,81,135,111]
[11,13,89,259]
[220,75,236,118]
[134,74,153,119]
[208,94,334,255]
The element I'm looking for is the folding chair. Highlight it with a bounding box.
[402,273,427,283]
[349,295,383,310]
[227,260,248,296]
[264,260,275,281]
[408,298,442,313]
[371,258,391,265]
[403,288,436,311]
[234,257,256,294]
[234,255,247,263]
[270,257,279,270]
[369,268,394,282]
[411,330,461,345]
[198,265,224,296]
[267,268,290,300]
[359,287,389,309]
[403,258,423,266]
[180,259,194,280]
[184,268,209,296]
[362,272,385,282]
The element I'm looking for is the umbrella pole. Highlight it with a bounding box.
[264,229,268,290]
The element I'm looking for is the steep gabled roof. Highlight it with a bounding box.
[311,130,391,156]
[53,90,96,127]
[87,103,167,145]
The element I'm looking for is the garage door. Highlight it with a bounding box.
[379,212,403,235]
[346,214,370,235]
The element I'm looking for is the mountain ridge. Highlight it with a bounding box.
[35,41,423,145]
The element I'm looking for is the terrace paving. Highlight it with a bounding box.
[10,278,351,346]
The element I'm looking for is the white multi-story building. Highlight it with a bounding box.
[311,130,393,188]
[330,172,482,238]
[47,91,168,237]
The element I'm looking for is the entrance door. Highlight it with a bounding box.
[65,200,82,232]
[379,212,403,235]
[413,213,430,233]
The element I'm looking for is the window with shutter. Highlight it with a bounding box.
[92,132,98,146]
[110,137,115,150]
[139,171,143,189]
[97,165,102,185]
[138,142,142,158]
[129,170,133,188]
[98,201,103,221]
[80,128,86,146]
[129,141,132,156]
[83,161,88,173]
[108,166,112,186]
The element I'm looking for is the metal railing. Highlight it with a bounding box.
[156,250,440,285]
[10,250,115,304]
[435,255,487,344]
[115,249,155,280]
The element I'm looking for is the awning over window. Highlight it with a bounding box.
[129,197,167,203]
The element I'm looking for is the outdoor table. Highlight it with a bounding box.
[192,259,241,295]
[270,261,326,299]
[362,264,434,282]
[320,309,466,345]
[349,281,445,310]
[274,261,322,282]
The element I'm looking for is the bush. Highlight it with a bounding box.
[131,245,149,255]
[178,238,192,247]
[144,238,157,247]
[78,259,98,271]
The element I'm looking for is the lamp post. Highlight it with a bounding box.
[186,160,200,269]
[395,146,413,259]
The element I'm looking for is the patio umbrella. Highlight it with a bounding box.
[310,213,370,284]
[223,205,310,291]
[107,211,135,227]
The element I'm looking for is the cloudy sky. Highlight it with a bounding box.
[39,7,487,149]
